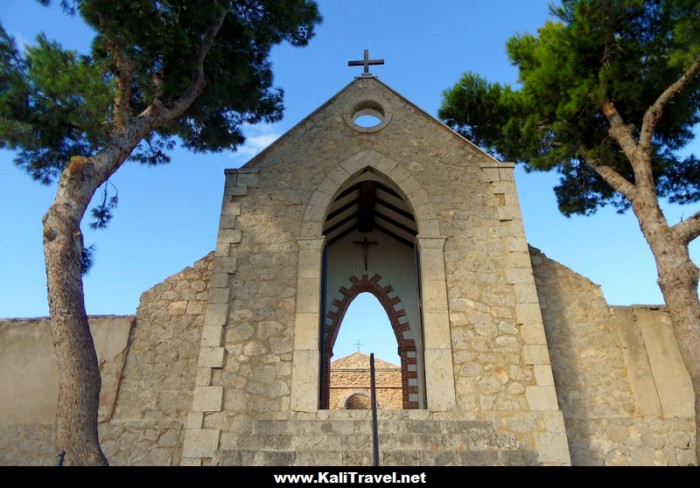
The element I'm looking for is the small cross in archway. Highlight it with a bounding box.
[354,237,378,270]
[348,49,384,76]
[354,339,364,352]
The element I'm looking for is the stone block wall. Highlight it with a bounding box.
[0,315,133,465]
[1,244,695,465]
[0,254,213,466]
[530,246,695,465]
[180,168,300,465]
[180,77,568,465]
[102,253,213,465]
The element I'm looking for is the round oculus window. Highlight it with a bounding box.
[344,98,392,133]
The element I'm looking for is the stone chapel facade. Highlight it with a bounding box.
[0,73,696,466]
[329,352,402,410]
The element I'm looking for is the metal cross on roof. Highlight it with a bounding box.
[348,49,384,77]
[354,340,364,352]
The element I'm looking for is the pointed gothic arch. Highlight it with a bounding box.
[291,150,456,413]
[321,274,419,409]
[299,150,440,240]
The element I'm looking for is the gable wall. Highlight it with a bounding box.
[180,77,571,465]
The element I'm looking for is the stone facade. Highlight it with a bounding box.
[175,76,571,466]
[329,352,403,410]
[0,75,695,466]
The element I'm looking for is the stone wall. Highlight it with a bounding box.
[0,315,133,465]
[530,246,695,465]
[2,244,695,465]
[101,253,213,465]
[0,253,213,466]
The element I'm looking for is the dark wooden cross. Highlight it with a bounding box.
[353,237,378,270]
[354,340,364,352]
[348,49,384,76]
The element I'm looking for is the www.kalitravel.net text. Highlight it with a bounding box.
[273,471,428,484]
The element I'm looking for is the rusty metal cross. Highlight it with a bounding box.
[348,49,384,76]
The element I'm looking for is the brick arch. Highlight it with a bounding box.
[320,273,419,410]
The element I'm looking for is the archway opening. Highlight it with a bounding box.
[320,168,425,410]
[334,293,400,364]
[329,293,403,410]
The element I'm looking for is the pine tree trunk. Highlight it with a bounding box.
[43,179,108,466]
[633,198,700,464]
[652,240,700,464]
[39,129,153,465]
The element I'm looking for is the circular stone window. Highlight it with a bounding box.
[344,98,393,133]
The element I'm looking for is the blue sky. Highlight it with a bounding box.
[1,1,698,364]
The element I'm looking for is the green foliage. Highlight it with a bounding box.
[439,0,700,216]
[81,243,96,275]
[0,26,112,183]
[89,181,118,229]
[0,0,321,230]
[0,0,321,174]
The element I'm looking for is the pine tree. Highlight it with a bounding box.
[0,0,321,465]
[440,0,700,462]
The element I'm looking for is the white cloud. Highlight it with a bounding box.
[231,125,281,159]
[9,30,31,52]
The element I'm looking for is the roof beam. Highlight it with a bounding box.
[358,180,376,232]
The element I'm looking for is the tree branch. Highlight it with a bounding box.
[601,99,657,191]
[640,55,700,154]
[145,5,228,124]
[86,5,229,188]
[586,156,639,202]
[111,47,135,129]
[601,100,639,159]
[92,8,134,130]
[673,209,700,245]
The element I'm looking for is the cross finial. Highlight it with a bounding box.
[354,339,364,352]
[348,49,384,77]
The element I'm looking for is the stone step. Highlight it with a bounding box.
[252,418,499,436]
[221,431,519,452]
[220,448,537,467]
[218,416,535,466]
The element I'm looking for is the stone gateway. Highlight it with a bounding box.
[0,73,695,466]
